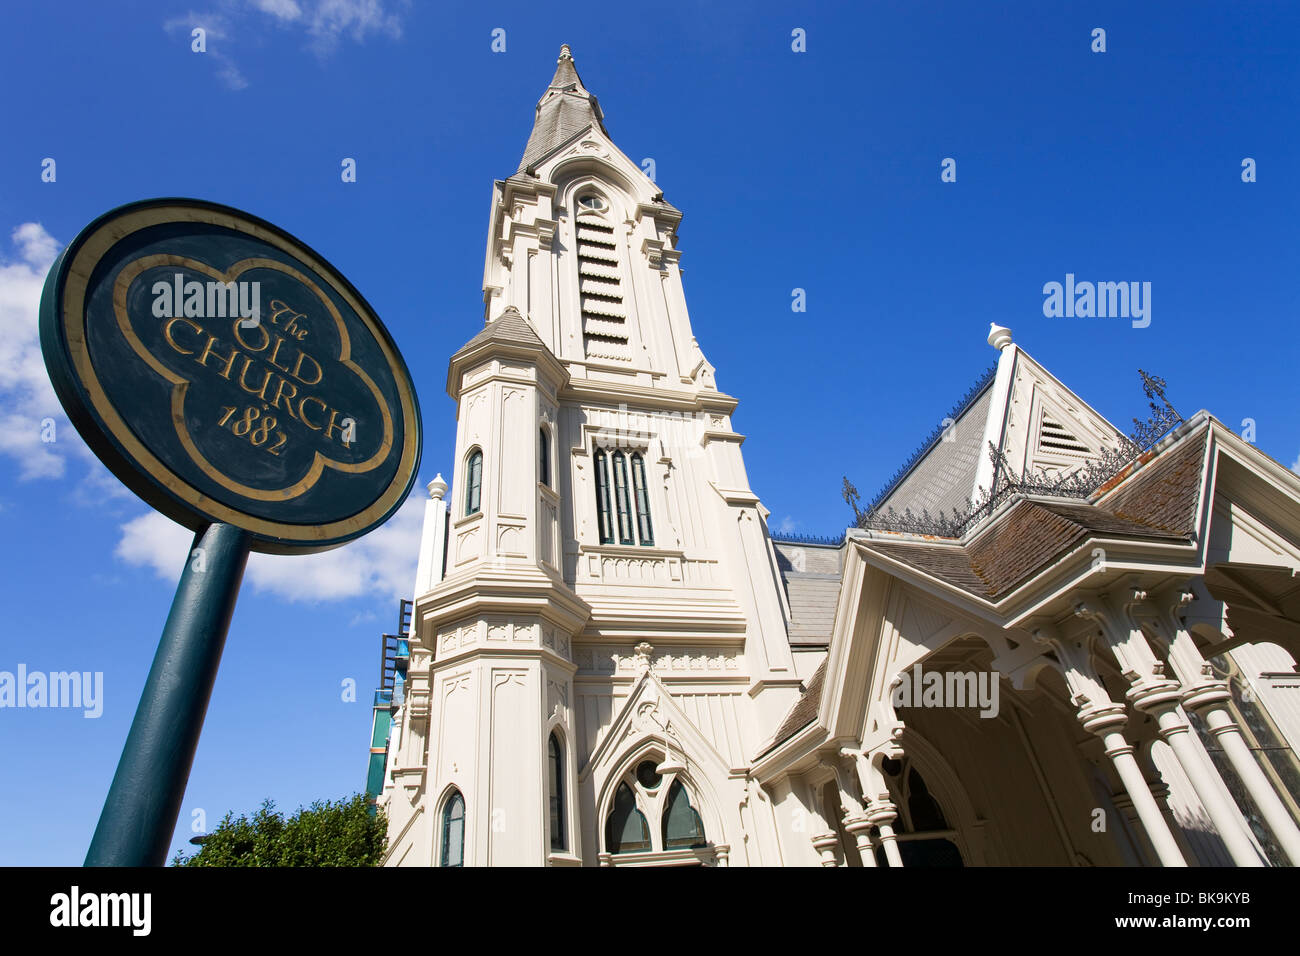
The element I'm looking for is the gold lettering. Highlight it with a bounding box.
[324,408,349,445]
[236,355,273,402]
[195,335,238,380]
[232,317,270,352]
[267,335,292,372]
[298,396,326,430]
[163,317,202,356]
[291,350,323,386]
[268,300,297,326]
[270,379,299,420]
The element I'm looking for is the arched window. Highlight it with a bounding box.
[594,449,614,544]
[603,759,710,860]
[874,762,963,867]
[630,452,654,546]
[548,733,566,852]
[611,451,634,544]
[465,449,483,517]
[539,428,551,487]
[605,782,651,853]
[440,790,465,867]
[662,780,706,849]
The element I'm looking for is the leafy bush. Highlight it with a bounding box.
[171,793,387,867]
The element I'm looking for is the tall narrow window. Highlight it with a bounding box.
[630,453,654,546]
[548,733,565,852]
[465,450,483,517]
[604,782,651,853]
[539,428,551,487]
[612,451,634,545]
[440,791,465,867]
[594,449,614,544]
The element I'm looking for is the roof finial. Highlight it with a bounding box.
[987,323,1013,351]
[558,43,573,61]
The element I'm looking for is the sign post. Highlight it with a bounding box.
[40,198,421,866]
[85,523,249,866]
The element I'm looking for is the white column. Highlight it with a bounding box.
[412,475,449,607]
[1197,695,1300,865]
[868,802,904,867]
[1088,707,1187,867]
[1034,622,1187,866]
[1155,589,1300,867]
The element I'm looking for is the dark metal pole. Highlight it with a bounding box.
[85,522,250,866]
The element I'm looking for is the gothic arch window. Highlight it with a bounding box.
[440,790,465,867]
[605,781,651,853]
[464,448,483,517]
[548,732,566,852]
[875,759,964,868]
[603,758,710,860]
[661,780,706,848]
[539,427,551,488]
[591,446,654,547]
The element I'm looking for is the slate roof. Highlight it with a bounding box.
[758,659,825,757]
[772,540,843,647]
[862,431,1206,600]
[454,306,547,355]
[518,45,608,173]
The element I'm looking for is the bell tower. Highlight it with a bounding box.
[385,45,798,868]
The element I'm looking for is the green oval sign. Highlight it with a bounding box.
[40,198,422,553]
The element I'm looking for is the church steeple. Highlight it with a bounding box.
[519,44,608,173]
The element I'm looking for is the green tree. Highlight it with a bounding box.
[171,793,387,867]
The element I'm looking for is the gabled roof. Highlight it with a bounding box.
[518,44,609,173]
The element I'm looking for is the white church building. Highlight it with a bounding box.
[371,45,1300,867]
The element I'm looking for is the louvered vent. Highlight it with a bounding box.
[1039,414,1092,456]
[576,214,630,362]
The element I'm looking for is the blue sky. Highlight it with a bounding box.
[1,1,1297,865]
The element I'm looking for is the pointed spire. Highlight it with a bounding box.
[518,44,608,174]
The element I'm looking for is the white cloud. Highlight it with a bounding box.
[0,222,139,502]
[1291,452,1299,475]
[252,0,303,19]
[776,515,799,534]
[116,495,424,604]
[166,0,404,88]
[0,223,77,480]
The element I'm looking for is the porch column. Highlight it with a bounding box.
[1157,589,1300,866]
[1090,590,1262,866]
[803,778,840,867]
[867,801,904,867]
[834,754,877,865]
[1033,622,1187,866]
[847,749,904,866]
[1194,689,1300,865]
[1088,705,1188,866]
